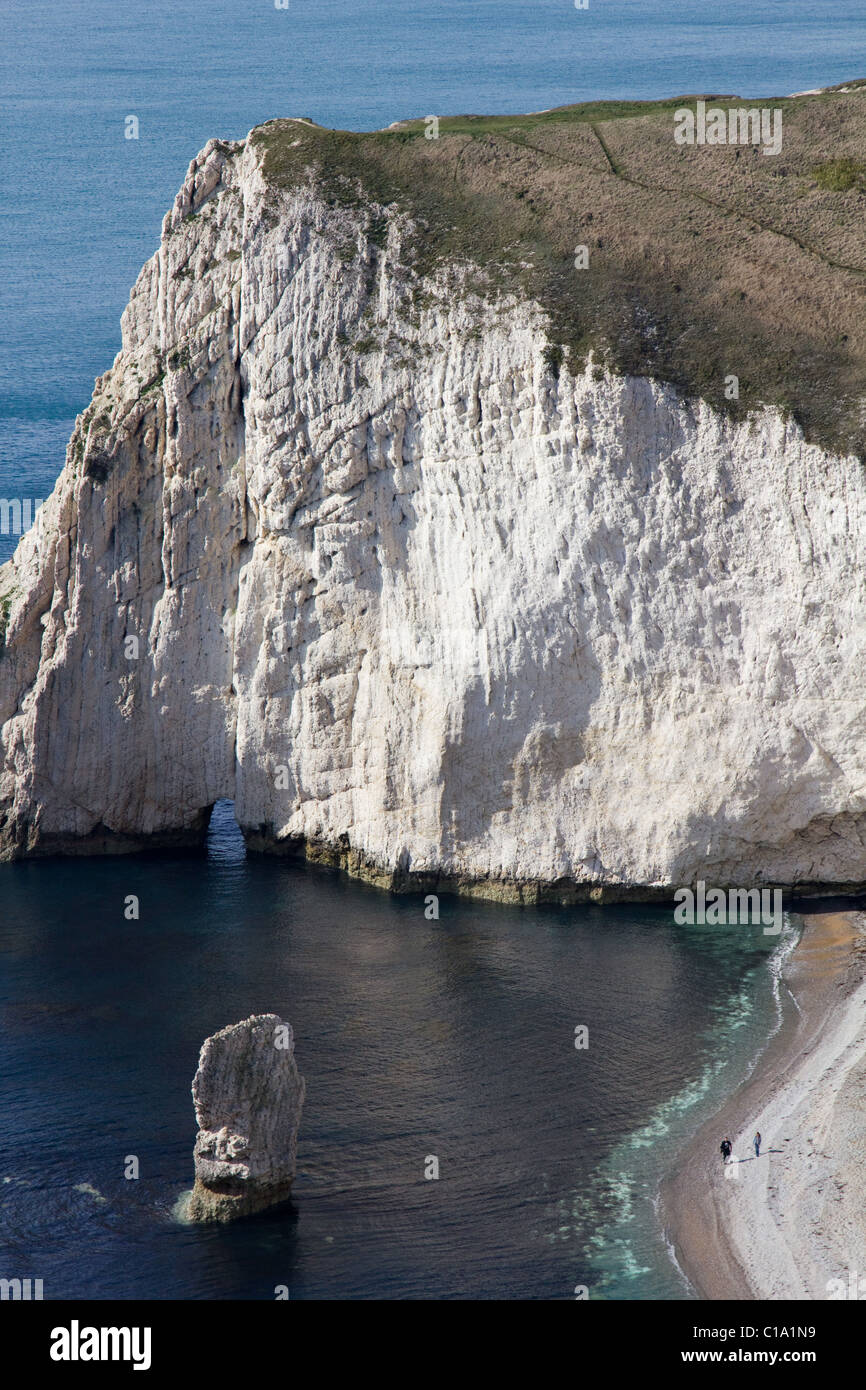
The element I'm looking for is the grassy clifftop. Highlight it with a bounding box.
[252,83,866,459]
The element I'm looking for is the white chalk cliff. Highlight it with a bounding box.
[1,129,864,899]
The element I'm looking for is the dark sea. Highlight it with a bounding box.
[0,804,795,1300]
[0,0,857,1298]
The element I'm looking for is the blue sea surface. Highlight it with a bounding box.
[0,0,856,1297]
[0,804,795,1300]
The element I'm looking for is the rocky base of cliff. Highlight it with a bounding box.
[187,1175,295,1223]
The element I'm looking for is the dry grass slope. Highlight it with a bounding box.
[253,83,866,460]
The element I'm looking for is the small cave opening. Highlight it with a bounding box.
[206,799,247,863]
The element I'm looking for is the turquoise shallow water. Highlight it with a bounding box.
[0,0,850,1297]
[0,805,796,1299]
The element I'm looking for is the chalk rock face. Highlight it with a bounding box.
[1,128,865,898]
[189,1014,305,1222]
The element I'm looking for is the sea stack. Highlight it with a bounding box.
[188,1013,305,1222]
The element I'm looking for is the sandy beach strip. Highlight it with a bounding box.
[660,908,866,1300]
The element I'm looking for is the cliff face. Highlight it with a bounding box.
[1,116,865,899]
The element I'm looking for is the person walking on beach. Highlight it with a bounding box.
[720,1137,732,1164]
[753,1131,761,1158]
